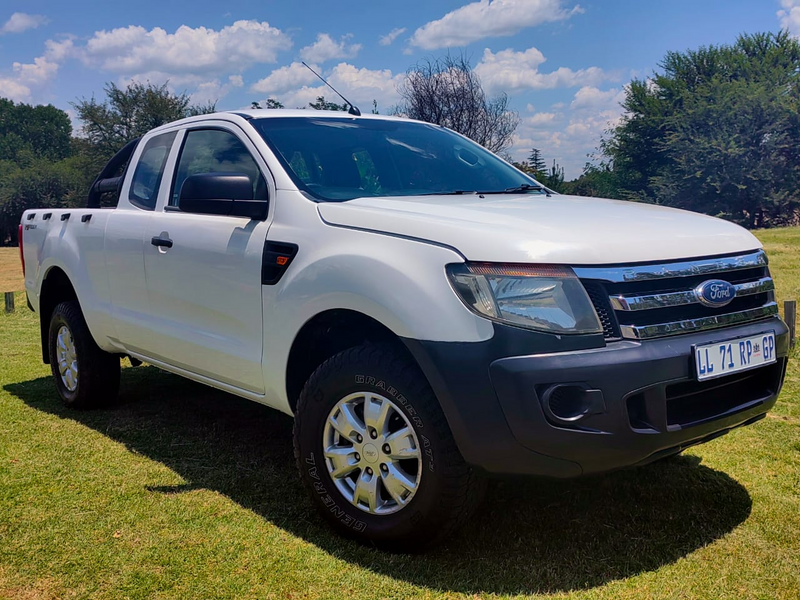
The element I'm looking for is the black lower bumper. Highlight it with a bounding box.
[404,316,789,478]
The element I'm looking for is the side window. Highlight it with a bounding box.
[128,131,177,210]
[171,129,268,206]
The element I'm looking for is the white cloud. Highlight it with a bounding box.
[0,37,73,102]
[526,112,558,126]
[114,71,244,104]
[190,75,246,105]
[299,33,361,63]
[251,61,319,94]
[569,85,625,110]
[474,47,609,94]
[409,0,582,50]
[83,20,291,76]
[510,86,625,178]
[379,27,406,46]
[43,38,75,61]
[277,62,402,110]
[12,56,58,85]
[65,109,83,136]
[0,78,31,102]
[778,0,800,36]
[1,12,48,34]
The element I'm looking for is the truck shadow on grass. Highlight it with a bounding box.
[6,366,753,596]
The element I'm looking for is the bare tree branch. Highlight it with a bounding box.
[394,53,519,154]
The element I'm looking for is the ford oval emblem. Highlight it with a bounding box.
[694,279,736,308]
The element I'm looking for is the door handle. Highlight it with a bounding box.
[151,236,173,248]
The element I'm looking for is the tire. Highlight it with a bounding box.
[48,300,120,409]
[293,343,485,550]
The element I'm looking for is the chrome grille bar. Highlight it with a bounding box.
[619,303,779,340]
[574,250,767,283]
[610,277,775,312]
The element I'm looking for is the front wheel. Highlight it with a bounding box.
[48,301,120,409]
[293,343,484,550]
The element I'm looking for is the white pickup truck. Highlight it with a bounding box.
[20,110,789,549]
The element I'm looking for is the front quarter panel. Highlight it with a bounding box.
[260,192,494,414]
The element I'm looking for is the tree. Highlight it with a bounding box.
[0,99,81,244]
[73,81,216,166]
[512,150,566,192]
[602,31,800,227]
[252,98,284,109]
[0,98,72,163]
[540,159,565,192]
[308,96,349,111]
[395,53,520,153]
[528,149,546,175]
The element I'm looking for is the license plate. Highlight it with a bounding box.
[695,331,777,381]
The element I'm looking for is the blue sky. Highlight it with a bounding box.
[1,0,796,177]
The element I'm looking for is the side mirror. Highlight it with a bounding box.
[178,173,268,220]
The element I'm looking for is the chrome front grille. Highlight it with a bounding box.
[575,251,779,340]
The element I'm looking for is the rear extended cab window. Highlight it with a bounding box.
[128,131,177,210]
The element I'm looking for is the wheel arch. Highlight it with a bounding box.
[285,308,426,413]
[38,266,78,363]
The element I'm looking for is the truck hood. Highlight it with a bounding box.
[317,194,761,265]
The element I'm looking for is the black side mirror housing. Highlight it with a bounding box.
[179,173,268,220]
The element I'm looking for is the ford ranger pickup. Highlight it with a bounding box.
[19,110,790,549]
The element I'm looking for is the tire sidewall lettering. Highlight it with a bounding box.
[354,374,426,431]
[305,451,368,532]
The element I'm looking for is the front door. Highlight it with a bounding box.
[142,125,271,394]
[107,130,178,351]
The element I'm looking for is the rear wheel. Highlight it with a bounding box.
[48,301,120,409]
[293,343,484,550]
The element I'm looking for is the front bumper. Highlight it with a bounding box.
[404,316,789,477]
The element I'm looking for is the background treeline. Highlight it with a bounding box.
[570,31,800,227]
[0,82,216,245]
[2,31,799,245]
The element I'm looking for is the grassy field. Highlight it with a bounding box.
[0,231,798,600]
[0,247,24,293]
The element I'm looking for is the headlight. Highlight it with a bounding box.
[446,263,602,334]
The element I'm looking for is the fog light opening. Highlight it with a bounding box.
[542,384,605,424]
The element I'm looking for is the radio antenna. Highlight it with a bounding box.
[301,61,361,116]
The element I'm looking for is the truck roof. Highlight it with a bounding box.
[146,109,421,135]
[232,109,410,120]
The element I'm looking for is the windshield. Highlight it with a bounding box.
[251,117,544,201]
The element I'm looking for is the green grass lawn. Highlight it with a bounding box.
[1,231,799,599]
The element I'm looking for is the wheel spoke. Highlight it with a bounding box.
[324,446,359,479]
[363,393,392,435]
[384,427,419,460]
[380,463,417,505]
[353,470,380,512]
[330,403,366,443]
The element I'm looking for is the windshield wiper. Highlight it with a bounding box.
[427,190,477,195]
[426,184,549,196]
[474,183,551,197]
[502,183,547,194]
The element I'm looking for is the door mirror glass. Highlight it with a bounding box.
[178,173,268,220]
